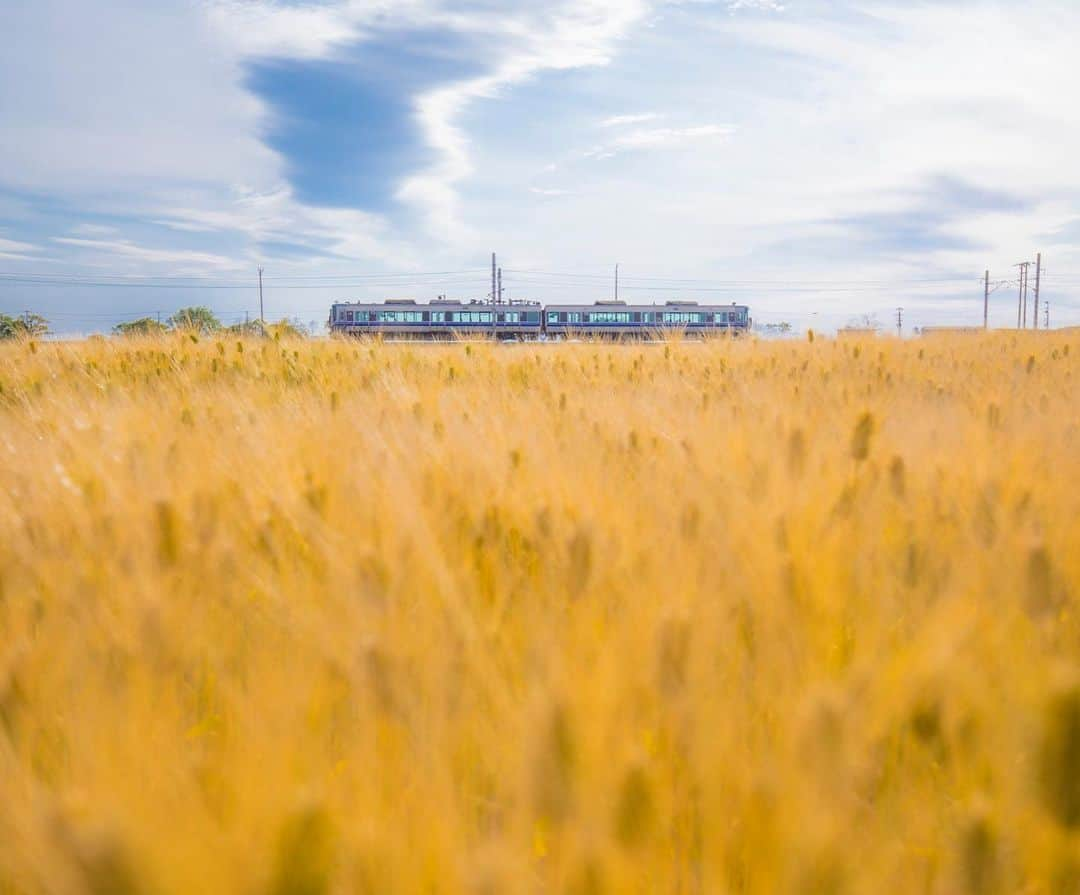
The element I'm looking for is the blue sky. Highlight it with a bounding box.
[1,0,1079,333]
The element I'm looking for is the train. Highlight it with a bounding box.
[328,298,751,339]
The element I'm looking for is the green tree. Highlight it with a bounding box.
[227,318,267,337]
[114,317,168,337]
[168,306,221,334]
[266,318,307,340]
[0,313,49,340]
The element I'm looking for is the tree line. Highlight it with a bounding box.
[0,307,308,341]
[113,307,307,338]
[0,313,49,340]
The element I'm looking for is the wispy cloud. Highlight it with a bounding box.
[583,124,734,160]
[0,237,40,255]
[51,237,242,271]
[397,0,652,239]
[726,0,785,11]
[600,113,660,127]
[530,187,575,197]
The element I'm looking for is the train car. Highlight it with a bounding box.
[329,298,750,340]
[330,298,542,340]
[543,300,750,339]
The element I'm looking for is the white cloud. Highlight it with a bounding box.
[583,123,734,159]
[0,238,39,255]
[600,113,661,127]
[0,0,278,197]
[51,238,244,272]
[725,0,784,11]
[397,0,652,239]
[204,0,365,59]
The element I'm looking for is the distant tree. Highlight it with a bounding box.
[227,318,267,337]
[168,306,222,334]
[0,313,49,340]
[114,317,168,337]
[266,318,307,340]
[845,313,880,332]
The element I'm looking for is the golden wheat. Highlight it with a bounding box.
[1,332,1079,893]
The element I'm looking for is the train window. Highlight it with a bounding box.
[547,312,559,324]
[346,311,354,322]
[588,312,631,324]
[453,311,492,324]
[662,312,701,325]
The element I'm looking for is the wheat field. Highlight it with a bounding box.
[1,332,1078,893]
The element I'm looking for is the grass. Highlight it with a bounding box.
[1,332,1079,893]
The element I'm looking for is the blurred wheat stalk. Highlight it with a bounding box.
[1,333,1079,893]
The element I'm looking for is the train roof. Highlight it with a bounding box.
[331,298,748,311]
[543,300,749,311]
[331,298,541,309]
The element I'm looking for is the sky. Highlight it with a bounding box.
[2,0,1079,334]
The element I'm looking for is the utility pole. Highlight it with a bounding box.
[497,267,503,303]
[615,263,619,302]
[984,270,990,329]
[491,252,497,340]
[1022,263,1029,328]
[1033,252,1042,330]
[896,307,903,338]
[1045,300,1050,330]
[1015,262,1030,329]
[258,267,265,324]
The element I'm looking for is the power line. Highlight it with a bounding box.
[503,268,990,286]
[0,276,487,290]
[0,268,486,283]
